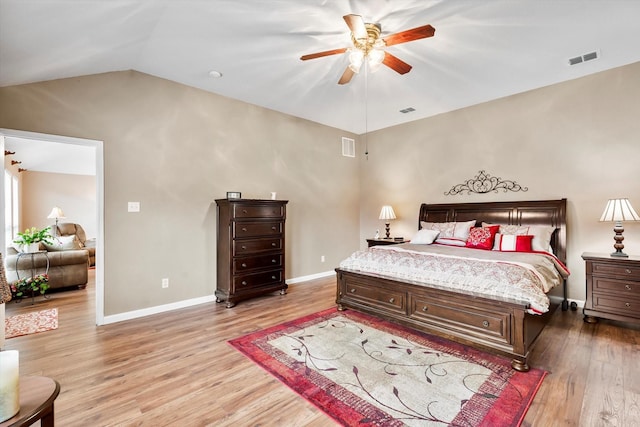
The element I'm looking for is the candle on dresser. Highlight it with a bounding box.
[0,350,20,422]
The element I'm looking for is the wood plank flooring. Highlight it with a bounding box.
[3,270,640,426]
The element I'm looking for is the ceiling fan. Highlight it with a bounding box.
[300,14,435,85]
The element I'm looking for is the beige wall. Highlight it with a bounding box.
[20,171,96,237]
[359,61,640,302]
[0,71,360,315]
[1,62,639,315]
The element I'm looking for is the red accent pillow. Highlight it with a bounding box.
[465,226,499,250]
[498,234,534,252]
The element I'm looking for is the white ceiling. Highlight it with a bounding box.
[4,135,96,176]
[2,0,640,138]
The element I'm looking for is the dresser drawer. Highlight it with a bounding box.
[233,238,282,255]
[591,261,640,281]
[409,295,511,345]
[234,254,283,274]
[233,204,285,219]
[234,221,283,238]
[234,270,283,290]
[592,294,640,318]
[593,277,640,296]
[342,282,405,313]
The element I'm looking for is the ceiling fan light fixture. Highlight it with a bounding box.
[348,49,364,73]
[368,48,385,72]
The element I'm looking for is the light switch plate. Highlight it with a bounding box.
[128,201,140,212]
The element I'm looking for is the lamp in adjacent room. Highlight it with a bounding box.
[379,205,396,239]
[599,198,640,257]
[47,206,66,236]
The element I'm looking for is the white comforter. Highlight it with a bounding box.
[339,244,570,314]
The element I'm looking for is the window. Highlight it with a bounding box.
[4,171,19,247]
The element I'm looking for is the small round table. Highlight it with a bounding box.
[0,376,60,427]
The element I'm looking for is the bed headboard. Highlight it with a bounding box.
[418,199,567,264]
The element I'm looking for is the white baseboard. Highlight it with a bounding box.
[102,295,216,325]
[286,270,335,284]
[101,271,336,325]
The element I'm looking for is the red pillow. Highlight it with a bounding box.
[498,234,534,252]
[465,226,499,250]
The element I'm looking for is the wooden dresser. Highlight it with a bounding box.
[215,199,288,308]
[582,252,640,325]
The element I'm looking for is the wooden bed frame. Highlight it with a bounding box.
[336,199,567,371]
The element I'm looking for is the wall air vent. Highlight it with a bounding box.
[342,137,355,157]
[568,50,599,66]
[400,107,416,114]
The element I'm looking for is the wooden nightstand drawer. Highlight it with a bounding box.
[591,262,640,281]
[593,277,640,296]
[592,294,640,317]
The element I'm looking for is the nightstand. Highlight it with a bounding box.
[366,238,407,247]
[582,252,640,325]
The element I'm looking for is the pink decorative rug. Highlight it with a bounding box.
[5,308,58,338]
[229,308,546,426]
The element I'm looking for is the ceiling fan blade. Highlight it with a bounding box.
[343,14,367,40]
[338,67,355,85]
[382,53,412,75]
[300,47,348,61]
[383,24,435,47]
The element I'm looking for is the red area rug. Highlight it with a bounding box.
[5,308,58,338]
[229,308,546,426]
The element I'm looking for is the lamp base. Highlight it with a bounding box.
[384,223,391,239]
[610,250,629,258]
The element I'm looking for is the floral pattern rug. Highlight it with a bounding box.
[5,308,58,338]
[229,308,546,426]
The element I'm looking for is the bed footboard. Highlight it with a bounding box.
[336,268,556,371]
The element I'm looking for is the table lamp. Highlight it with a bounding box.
[47,206,66,236]
[599,198,640,257]
[379,205,396,239]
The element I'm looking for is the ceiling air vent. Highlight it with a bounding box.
[400,107,415,114]
[568,50,599,66]
[342,137,355,157]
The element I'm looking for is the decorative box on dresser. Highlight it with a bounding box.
[582,252,640,325]
[216,199,288,308]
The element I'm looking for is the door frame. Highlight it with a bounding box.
[0,128,105,325]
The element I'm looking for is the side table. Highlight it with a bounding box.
[14,251,50,304]
[366,238,408,247]
[0,376,60,427]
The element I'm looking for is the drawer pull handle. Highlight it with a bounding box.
[241,281,247,286]
[242,210,247,214]
[271,242,277,247]
[272,275,276,280]
[272,259,277,263]
[626,302,631,308]
[626,269,632,274]
[350,288,356,293]
[241,245,246,250]
[272,226,277,230]
[241,227,247,232]
[389,298,395,303]
[482,320,490,328]
[422,306,428,312]
[241,263,247,268]
[626,284,632,290]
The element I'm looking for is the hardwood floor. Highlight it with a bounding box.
[3,271,640,426]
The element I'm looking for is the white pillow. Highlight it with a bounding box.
[409,229,440,244]
[483,223,555,253]
[420,220,476,240]
[43,235,81,251]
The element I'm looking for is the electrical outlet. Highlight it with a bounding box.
[321,255,325,263]
[161,278,169,288]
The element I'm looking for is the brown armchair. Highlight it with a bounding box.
[52,223,96,267]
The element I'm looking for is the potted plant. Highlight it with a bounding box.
[13,226,54,253]
[10,274,50,300]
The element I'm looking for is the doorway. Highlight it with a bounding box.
[0,128,105,325]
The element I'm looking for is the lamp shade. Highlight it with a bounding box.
[379,205,396,221]
[599,199,640,222]
[47,206,66,220]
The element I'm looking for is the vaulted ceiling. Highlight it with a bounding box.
[2,0,640,135]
